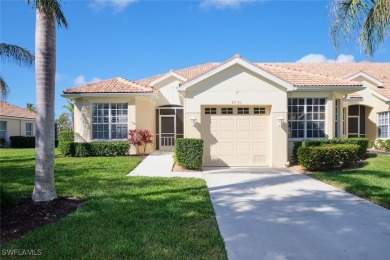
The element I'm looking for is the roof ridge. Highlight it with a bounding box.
[0,100,36,115]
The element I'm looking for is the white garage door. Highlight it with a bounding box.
[202,106,269,167]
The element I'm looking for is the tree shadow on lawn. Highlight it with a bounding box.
[1,180,227,259]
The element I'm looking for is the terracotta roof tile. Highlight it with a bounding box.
[0,101,36,119]
[63,77,153,94]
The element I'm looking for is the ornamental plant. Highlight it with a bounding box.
[128,129,153,155]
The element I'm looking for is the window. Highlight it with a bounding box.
[92,103,128,140]
[0,121,6,140]
[378,111,390,138]
[254,107,266,115]
[221,108,233,114]
[26,123,33,136]
[205,108,216,114]
[335,99,340,137]
[288,98,326,138]
[237,107,249,114]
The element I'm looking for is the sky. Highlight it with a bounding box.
[1,0,389,117]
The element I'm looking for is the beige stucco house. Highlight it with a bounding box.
[0,101,36,146]
[62,55,390,167]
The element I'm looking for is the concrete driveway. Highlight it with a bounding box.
[203,167,390,260]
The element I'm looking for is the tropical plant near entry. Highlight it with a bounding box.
[0,43,34,100]
[30,0,68,202]
[330,0,390,57]
[128,129,153,155]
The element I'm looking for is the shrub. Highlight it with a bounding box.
[300,138,368,158]
[291,141,303,163]
[297,144,359,170]
[63,142,130,157]
[174,138,203,169]
[58,131,74,143]
[9,136,35,148]
[374,139,390,152]
[58,131,74,154]
[128,129,153,155]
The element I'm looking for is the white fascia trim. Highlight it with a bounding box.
[0,116,36,121]
[178,58,294,91]
[371,90,390,103]
[294,86,365,91]
[344,97,364,102]
[150,72,187,86]
[61,93,157,99]
[346,72,384,87]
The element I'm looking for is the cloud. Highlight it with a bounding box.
[296,54,355,63]
[90,0,137,12]
[74,75,102,85]
[200,0,255,10]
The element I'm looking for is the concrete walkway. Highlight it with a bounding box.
[127,151,204,178]
[203,167,390,260]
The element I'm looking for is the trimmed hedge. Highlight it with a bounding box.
[297,144,359,170]
[292,138,369,160]
[374,139,390,152]
[174,138,203,169]
[9,136,35,148]
[62,142,130,157]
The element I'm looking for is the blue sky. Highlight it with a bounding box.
[2,0,389,117]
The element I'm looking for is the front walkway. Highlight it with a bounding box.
[127,151,204,178]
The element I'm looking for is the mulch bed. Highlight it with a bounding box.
[1,197,84,243]
[172,163,202,172]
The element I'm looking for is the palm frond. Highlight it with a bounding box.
[28,0,68,28]
[0,43,34,66]
[0,75,9,100]
[330,0,390,57]
[360,0,390,56]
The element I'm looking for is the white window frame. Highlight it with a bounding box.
[26,122,33,136]
[0,121,6,140]
[342,107,346,136]
[288,98,326,139]
[335,99,340,138]
[91,103,128,140]
[378,111,390,139]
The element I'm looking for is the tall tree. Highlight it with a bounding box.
[56,112,72,131]
[0,43,34,99]
[30,0,68,201]
[330,0,390,57]
[26,103,36,112]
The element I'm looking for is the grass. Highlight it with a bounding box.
[0,148,227,259]
[310,154,390,209]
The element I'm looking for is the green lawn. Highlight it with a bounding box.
[0,149,227,259]
[311,154,390,209]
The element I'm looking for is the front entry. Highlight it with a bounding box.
[156,105,183,151]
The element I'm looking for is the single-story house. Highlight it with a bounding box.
[62,55,390,167]
[0,101,36,146]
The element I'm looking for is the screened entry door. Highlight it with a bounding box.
[160,115,175,150]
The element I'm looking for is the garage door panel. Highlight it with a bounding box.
[253,119,267,128]
[220,142,235,151]
[237,119,250,127]
[237,142,251,151]
[252,130,267,139]
[252,142,267,152]
[220,131,234,139]
[220,119,234,127]
[236,130,251,139]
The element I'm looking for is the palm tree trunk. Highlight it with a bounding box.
[32,7,57,201]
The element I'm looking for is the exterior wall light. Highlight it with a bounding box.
[190,116,197,127]
[277,116,284,127]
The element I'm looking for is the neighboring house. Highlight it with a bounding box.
[62,55,390,167]
[0,101,36,146]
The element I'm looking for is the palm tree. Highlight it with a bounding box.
[330,0,390,57]
[62,99,74,129]
[0,43,34,99]
[26,103,36,112]
[30,0,68,201]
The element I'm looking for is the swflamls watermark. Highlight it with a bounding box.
[2,249,42,256]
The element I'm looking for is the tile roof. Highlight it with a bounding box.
[63,58,390,99]
[0,101,36,119]
[63,77,153,94]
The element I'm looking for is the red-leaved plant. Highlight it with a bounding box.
[128,129,153,155]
